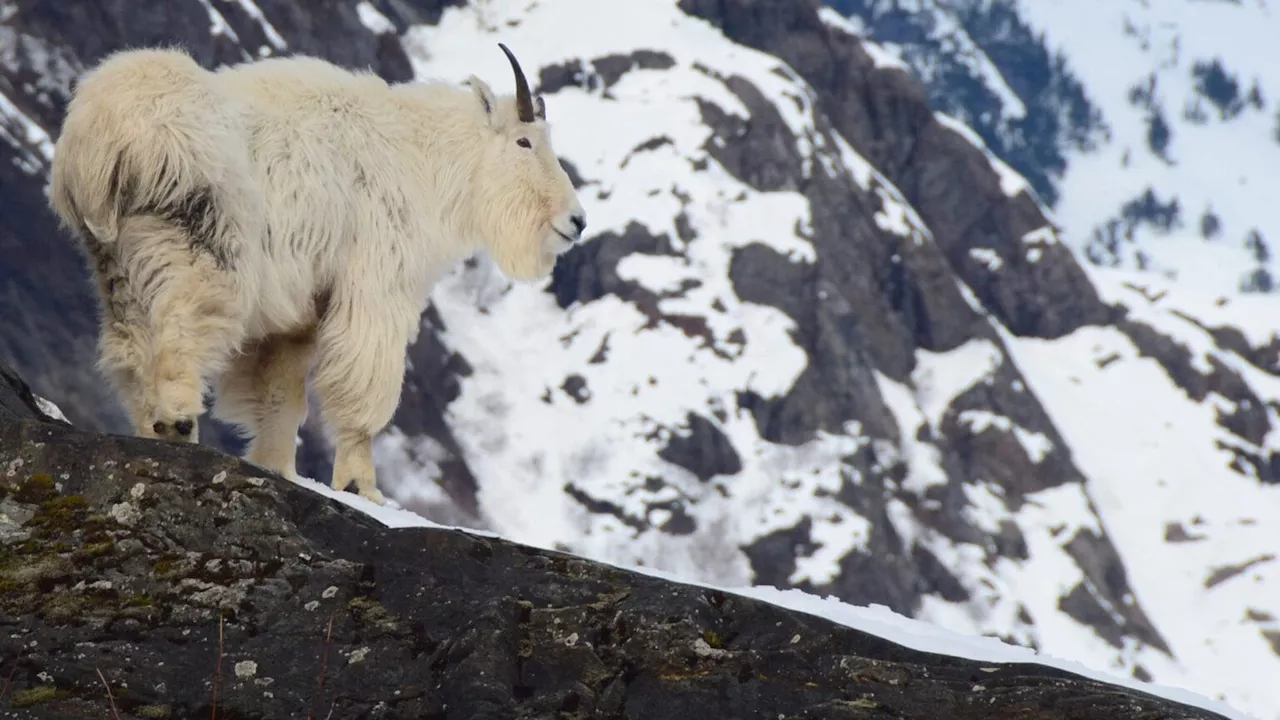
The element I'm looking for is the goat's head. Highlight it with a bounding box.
[465,43,585,282]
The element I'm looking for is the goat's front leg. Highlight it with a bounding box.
[310,291,415,505]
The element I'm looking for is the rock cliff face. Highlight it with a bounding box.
[0,362,1234,719]
[0,0,1276,715]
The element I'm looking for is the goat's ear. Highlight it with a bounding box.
[467,75,498,123]
[534,95,546,121]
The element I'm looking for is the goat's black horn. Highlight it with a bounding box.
[498,43,535,123]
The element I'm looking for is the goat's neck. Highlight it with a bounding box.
[397,85,490,254]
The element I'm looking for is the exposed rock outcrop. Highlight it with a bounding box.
[0,362,1231,719]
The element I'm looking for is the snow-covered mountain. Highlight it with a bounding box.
[0,0,1276,718]
[833,0,1280,298]
[831,1,1280,715]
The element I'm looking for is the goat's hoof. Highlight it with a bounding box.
[358,487,386,505]
[149,416,199,443]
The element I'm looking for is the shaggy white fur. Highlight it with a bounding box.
[48,43,586,504]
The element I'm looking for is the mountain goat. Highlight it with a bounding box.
[48,43,586,504]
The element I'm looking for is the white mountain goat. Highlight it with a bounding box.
[48,44,586,504]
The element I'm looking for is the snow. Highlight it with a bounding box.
[1013,0,1280,296]
[816,6,909,71]
[821,1,1280,714]
[32,395,69,424]
[285,472,503,537]
[875,372,950,495]
[957,410,1053,463]
[356,2,396,36]
[996,263,1280,718]
[194,0,241,45]
[970,247,1003,270]
[910,338,1004,428]
[228,0,287,52]
[0,85,54,174]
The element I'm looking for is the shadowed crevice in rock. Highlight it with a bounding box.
[695,70,807,192]
[657,412,743,482]
[536,49,676,96]
[727,242,899,447]
[1061,529,1171,653]
[941,361,1079,502]
[547,221,681,310]
[1117,315,1280,483]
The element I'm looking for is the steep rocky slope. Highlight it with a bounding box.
[0,0,1275,717]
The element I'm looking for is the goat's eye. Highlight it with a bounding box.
[517,137,531,149]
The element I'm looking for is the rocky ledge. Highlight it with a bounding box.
[0,362,1230,718]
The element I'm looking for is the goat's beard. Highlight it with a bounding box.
[488,232,561,282]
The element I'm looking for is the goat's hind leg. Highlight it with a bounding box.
[83,231,167,439]
[118,215,246,443]
[211,331,316,481]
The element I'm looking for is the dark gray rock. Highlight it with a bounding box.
[656,412,743,482]
[0,361,1233,719]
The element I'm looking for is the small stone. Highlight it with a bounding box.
[234,660,257,679]
[109,501,140,527]
[130,483,146,499]
[211,471,227,485]
[348,647,370,665]
[304,601,319,611]
[247,477,265,487]
[692,638,731,658]
[322,586,339,599]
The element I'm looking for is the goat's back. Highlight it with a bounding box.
[49,47,262,252]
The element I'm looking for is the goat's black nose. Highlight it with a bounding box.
[570,214,586,235]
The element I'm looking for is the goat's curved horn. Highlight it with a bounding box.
[498,43,536,123]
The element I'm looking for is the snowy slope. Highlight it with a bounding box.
[1003,268,1280,718]
[1012,0,1280,295]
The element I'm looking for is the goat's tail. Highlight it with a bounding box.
[49,47,260,259]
